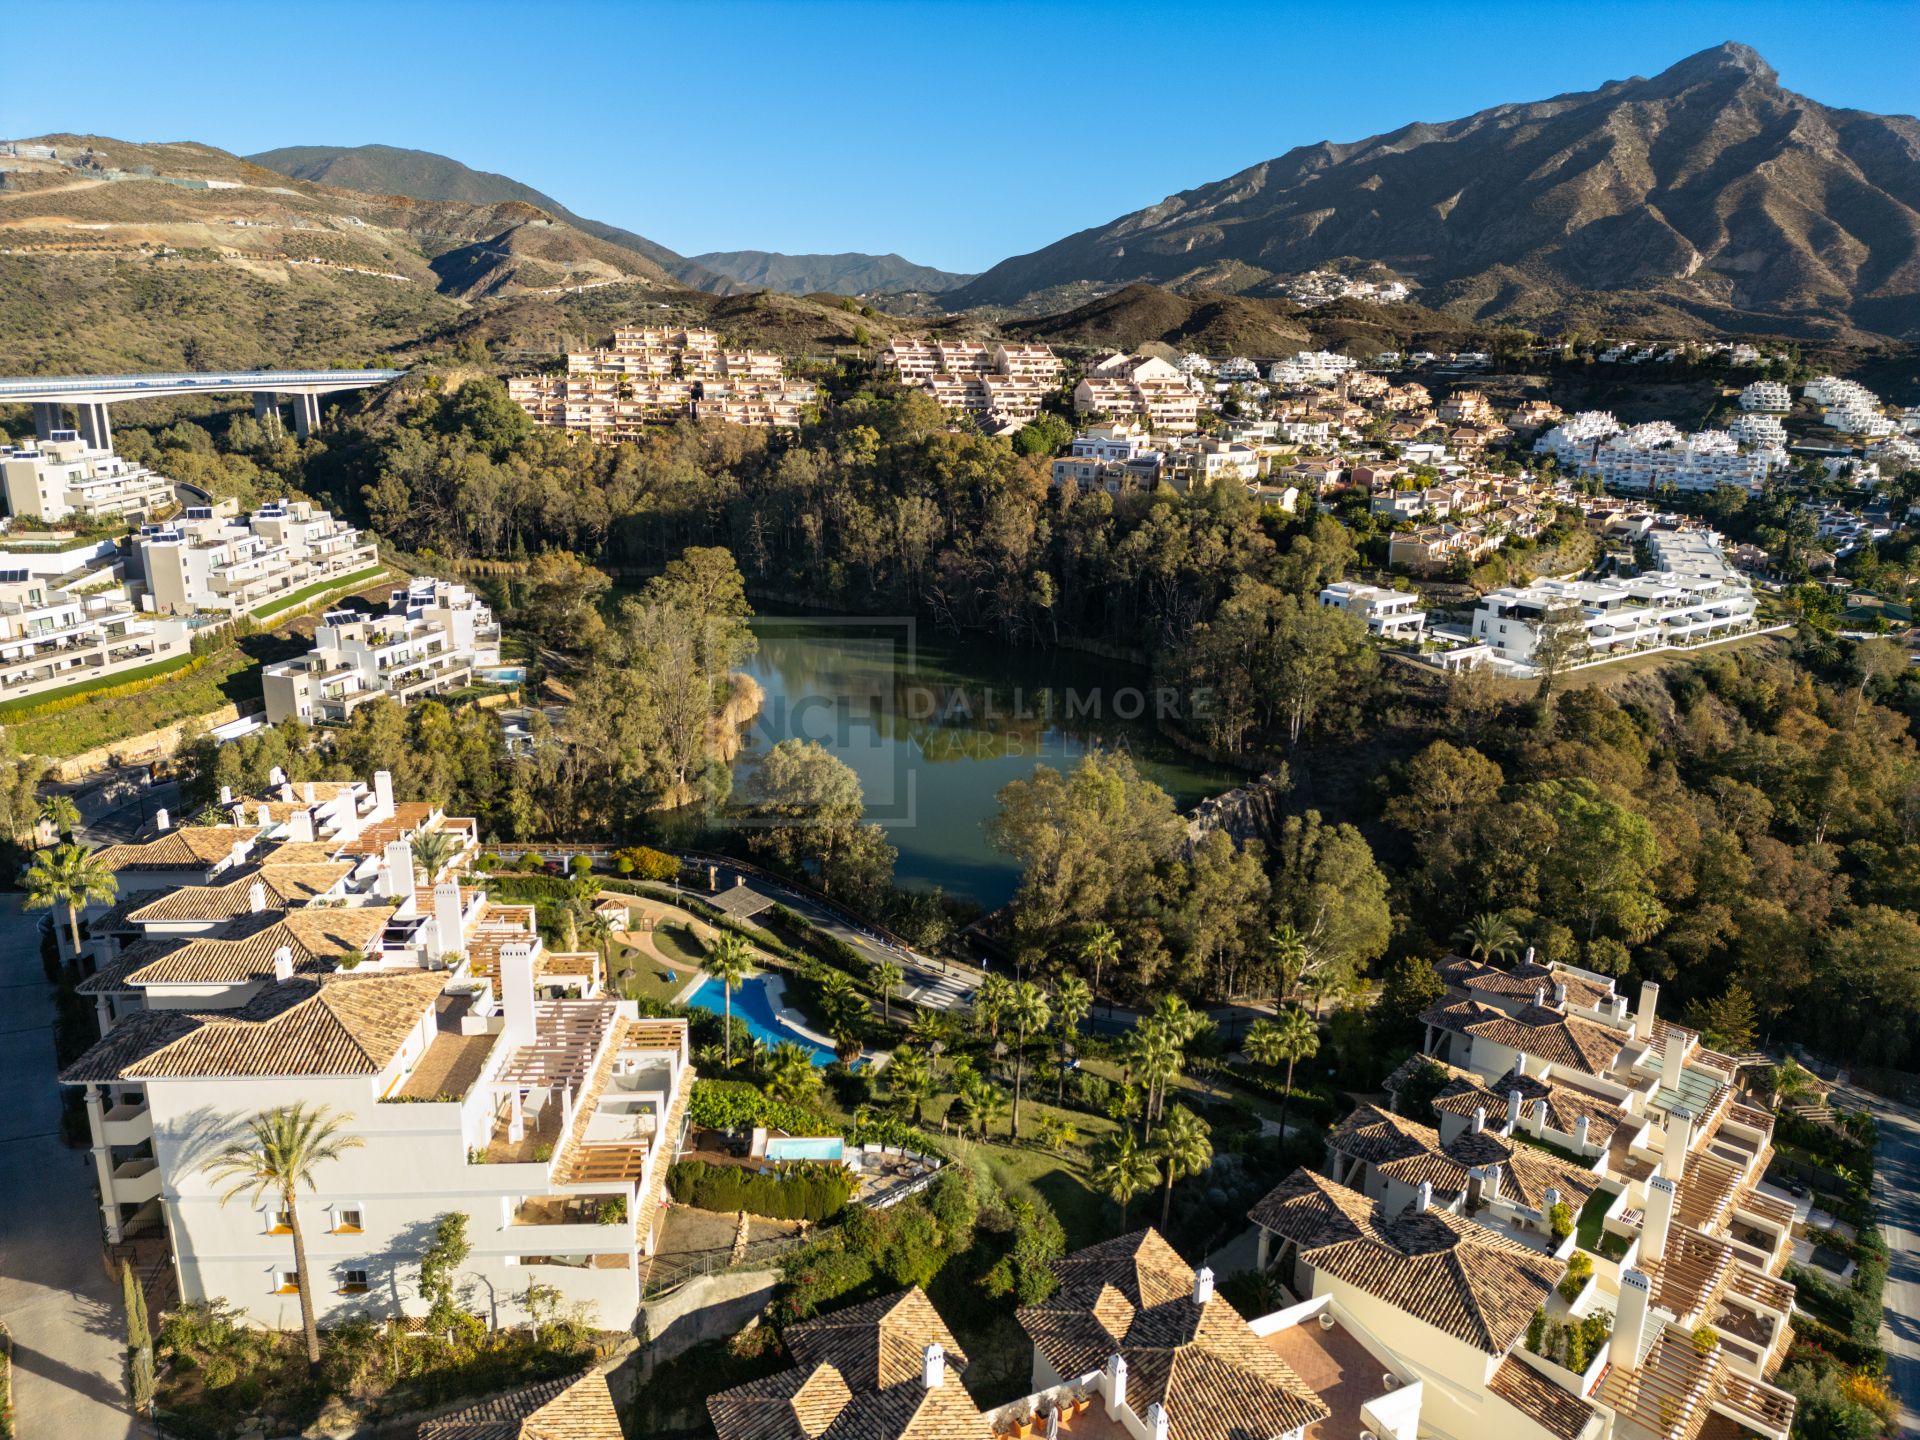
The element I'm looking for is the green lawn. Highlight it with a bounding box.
[250,565,387,621]
[1575,1186,1615,1253]
[654,923,708,965]
[611,944,695,1004]
[0,651,200,722]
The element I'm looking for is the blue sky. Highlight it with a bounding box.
[4,0,1915,273]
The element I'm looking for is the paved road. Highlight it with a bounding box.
[1845,1086,1920,1436]
[0,897,135,1439]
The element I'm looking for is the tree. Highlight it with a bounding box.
[885,1047,935,1123]
[1246,1007,1319,1138]
[741,740,890,897]
[122,1259,154,1414]
[520,549,611,651]
[819,971,871,1059]
[1035,1112,1078,1153]
[1154,1105,1213,1230]
[580,909,614,975]
[872,960,903,1024]
[1126,1021,1184,1140]
[643,545,757,687]
[202,1104,365,1365]
[1687,985,1758,1053]
[1527,779,1666,944]
[24,842,118,959]
[1005,981,1051,1140]
[1092,1133,1160,1232]
[1456,911,1522,965]
[418,1211,474,1336]
[764,1042,823,1105]
[972,972,1013,1039]
[1853,636,1906,699]
[1269,812,1391,1006]
[700,933,754,1069]
[411,827,462,882]
[37,792,80,841]
[1079,923,1121,1002]
[1052,973,1092,1103]
[1376,955,1445,1043]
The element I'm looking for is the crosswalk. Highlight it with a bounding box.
[900,966,975,1012]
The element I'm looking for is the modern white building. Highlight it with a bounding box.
[134,499,379,617]
[1726,412,1786,449]
[1319,581,1427,639]
[1268,350,1358,386]
[0,567,191,704]
[261,576,500,724]
[63,774,689,1333]
[0,432,176,523]
[1737,381,1791,413]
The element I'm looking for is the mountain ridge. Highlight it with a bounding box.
[690,249,972,296]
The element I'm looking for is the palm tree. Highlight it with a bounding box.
[1456,911,1523,966]
[579,910,613,975]
[885,1048,935,1123]
[410,828,462,883]
[1052,973,1092,1103]
[1127,1022,1183,1140]
[700,932,755,1069]
[764,1042,822,1105]
[37,792,80,841]
[1035,1113,1078,1154]
[25,842,118,960]
[1247,1008,1320,1139]
[1093,1133,1160,1232]
[1268,924,1309,1001]
[202,1104,364,1365]
[1005,981,1051,1140]
[973,1082,1011,1139]
[1150,994,1205,1043]
[1079,923,1120,1003]
[1155,1105,1214,1231]
[819,971,871,1059]
[907,1007,951,1066]
[872,959,903,1024]
[972,972,1013,1038]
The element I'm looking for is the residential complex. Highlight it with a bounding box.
[1073,353,1202,434]
[1319,580,1428,639]
[262,576,500,724]
[0,564,191,704]
[879,339,1063,429]
[507,328,817,439]
[61,772,689,1330]
[1,430,176,522]
[1535,415,1781,493]
[134,498,378,618]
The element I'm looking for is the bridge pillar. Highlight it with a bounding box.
[292,392,323,442]
[31,402,62,441]
[75,402,112,452]
[252,392,284,439]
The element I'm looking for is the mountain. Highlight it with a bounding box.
[950,44,1920,341]
[690,250,972,296]
[246,143,738,292]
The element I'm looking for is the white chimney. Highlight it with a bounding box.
[1507,1089,1523,1130]
[1534,985,1546,1008]
[219,784,232,804]
[1415,1180,1433,1213]
[230,840,249,870]
[501,941,536,1048]
[1663,1107,1692,1181]
[268,765,286,787]
[153,807,170,832]
[1104,1355,1127,1417]
[1611,1269,1652,1370]
[1472,1106,1487,1134]
[1642,1175,1677,1264]
[434,881,465,959]
[1484,1163,1502,1203]
[1637,980,1660,1040]
[382,839,413,900]
[1553,980,1568,1007]
[256,802,272,828]
[1531,1098,1548,1138]
[289,808,315,844]
[1663,1029,1687,1089]
[279,780,295,803]
[1146,1402,1170,1440]
[249,881,269,914]
[271,945,294,983]
[1193,1266,1214,1306]
[1513,1053,1527,1077]
[1575,1114,1591,1151]
[303,781,316,803]
[373,769,395,817]
[1523,945,1536,966]
[921,1342,944,1390]
[1612,994,1630,1023]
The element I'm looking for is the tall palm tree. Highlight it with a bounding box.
[25,842,118,960]
[763,1042,822,1105]
[410,828,462,883]
[872,959,903,1024]
[1127,1021,1183,1140]
[1005,981,1051,1141]
[202,1104,364,1365]
[818,971,870,1059]
[700,932,755,1069]
[37,792,80,841]
[885,1047,935,1123]
[1268,924,1309,1002]
[973,1082,1012,1139]
[1079,923,1120,1004]
[1150,994,1205,1043]
[1456,911,1523,966]
[972,972,1013,1038]
[1155,1105,1214,1231]
[1093,1133,1160,1233]
[579,910,614,978]
[907,1006,951,1058]
[1052,973,1092,1103]
[1247,1008,1320,1139]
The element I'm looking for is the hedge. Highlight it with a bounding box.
[667,1159,856,1221]
[686,1079,946,1161]
[0,650,205,722]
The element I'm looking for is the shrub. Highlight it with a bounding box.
[1559,1251,1593,1303]
[668,1159,858,1221]
[1548,1201,1574,1243]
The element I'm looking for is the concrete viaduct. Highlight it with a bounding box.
[0,368,406,449]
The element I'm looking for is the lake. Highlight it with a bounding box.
[728,615,1243,909]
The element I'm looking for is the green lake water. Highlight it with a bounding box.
[729,615,1243,909]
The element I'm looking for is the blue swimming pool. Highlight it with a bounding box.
[476,665,528,684]
[686,975,836,1066]
[767,1136,846,1162]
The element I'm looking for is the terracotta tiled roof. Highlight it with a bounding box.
[1017,1229,1328,1438]
[126,864,351,923]
[1488,1355,1599,1440]
[1438,957,1616,1011]
[1330,1104,1599,1213]
[1421,999,1626,1076]
[1479,1066,1630,1148]
[787,1289,966,1392]
[1247,1170,1560,1354]
[110,905,397,987]
[259,841,352,867]
[94,827,256,873]
[418,1368,622,1439]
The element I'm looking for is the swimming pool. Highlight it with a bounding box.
[685,974,836,1066]
[476,665,528,684]
[766,1136,846,1162]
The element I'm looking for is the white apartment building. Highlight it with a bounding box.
[1073,355,1200,434]
[1542,417,1779,494]
[1,432,176,523]
[1318,581,1427,639]
[1471,528,1756,669]
[1805,376,1895,438]
[1048,424,1167,494]
[134,499,378,618]
[63,774,690,1332]
[879,338,1062,428]
[262,576,500,724]
[1268,350,1358,386]
[1534,411,1622,468]
[1738,381,1791,412]
[0,567,191,704]
[1727,412,1787,449]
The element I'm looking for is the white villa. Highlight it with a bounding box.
[0,431,175,523]
[1319,581,1428,640]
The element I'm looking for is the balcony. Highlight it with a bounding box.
[111,1156,163,1204]
[101,1100,153,1146]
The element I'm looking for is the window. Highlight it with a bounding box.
[271,1206,293,1233]
[276,1269,301,1294]
[336,1206,364,1233]
[339,1267,369,1294]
